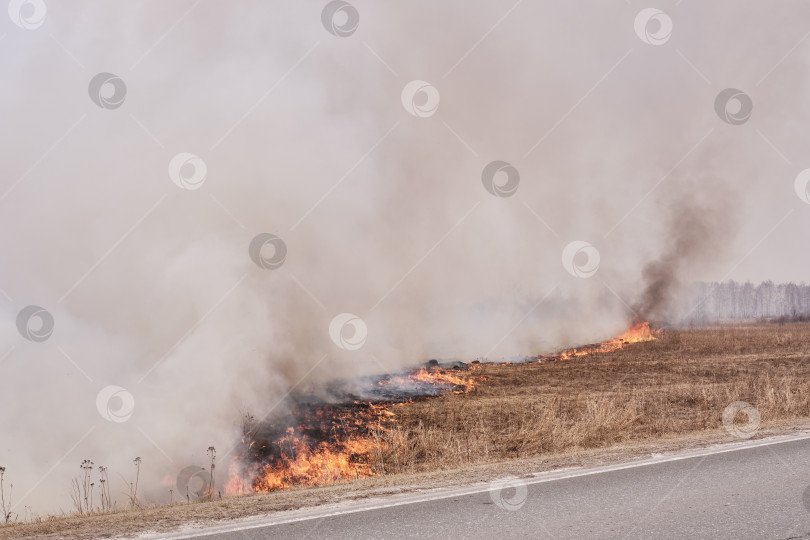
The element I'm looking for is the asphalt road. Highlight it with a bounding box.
[158,434,810,540]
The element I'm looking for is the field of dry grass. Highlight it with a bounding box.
[3,321,810,539]
[372,321,810,473]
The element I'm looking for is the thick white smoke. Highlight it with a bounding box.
[0,1,809,513]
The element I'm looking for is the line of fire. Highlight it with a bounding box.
[225,321,658,493]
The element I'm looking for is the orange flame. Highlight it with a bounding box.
[235,367,480,494]
[405,367,478,393]
[225,460,251,496]
[252,427,379,492]
[243,404,392,494]
[555,320,658,361]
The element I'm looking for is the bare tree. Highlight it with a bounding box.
[686,281,810,322]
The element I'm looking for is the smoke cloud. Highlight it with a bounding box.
[635,177,740,322]
[0,1,808,513]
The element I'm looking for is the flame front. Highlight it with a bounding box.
[229,368,479,494]
[252,427,379,492]
[555,320,658,361]
[385,367,479,393]
[231,322,657,494]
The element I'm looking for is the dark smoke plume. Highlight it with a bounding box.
[635,180,738,321]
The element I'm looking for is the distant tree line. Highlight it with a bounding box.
[685,281,810,322]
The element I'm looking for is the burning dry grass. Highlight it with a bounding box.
[241,366,481,492]
[241,322,655,490]
[4,322,810,539]
[240,321,810,491]
[369,322,810,473]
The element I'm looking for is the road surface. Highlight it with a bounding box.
[152,433,810,539]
